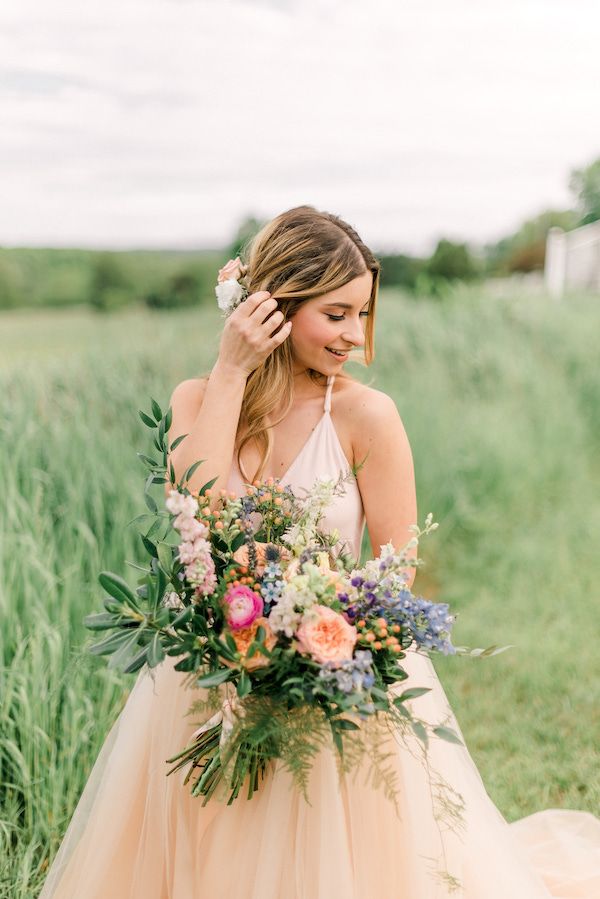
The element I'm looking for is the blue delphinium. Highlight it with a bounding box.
[318,649,376,696]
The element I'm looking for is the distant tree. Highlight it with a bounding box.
[228,214,267,262]
[483,209,578,275]
[425,239,478,281]
[0,253,24,309]
[89,252,133,312]
[377,253,425,291]
[569,157,600,225]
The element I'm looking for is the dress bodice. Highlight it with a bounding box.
[227,375,366,562]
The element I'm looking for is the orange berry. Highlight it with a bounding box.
[378,628,387,638]
[266,477,274,487]
[376,617,387,628]
[274,497,283,506]
[263,492,272,503]
[253,583,261,591]
[357,619,366,628]
[240,565,248,574]
[233,580,240,587]
[365,632,376,642]
[392,645,402,653]
[392,624,401,633]
[386,637,396,647]
[275,485,285,493]
[374,641,382,650]
[215,521,224,529]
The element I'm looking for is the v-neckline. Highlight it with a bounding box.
[277,409,330,483]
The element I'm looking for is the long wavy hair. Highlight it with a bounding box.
[208,205,380,484]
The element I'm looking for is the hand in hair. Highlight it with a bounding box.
[218,290,292,377]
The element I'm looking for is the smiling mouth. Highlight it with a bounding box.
[325,347,349,358]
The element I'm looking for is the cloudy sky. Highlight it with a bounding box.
[1,0,599,255]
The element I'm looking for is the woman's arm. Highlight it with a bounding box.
[165,360,247,513]
[354,390,418,589]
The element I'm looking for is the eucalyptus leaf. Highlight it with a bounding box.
[433,725,463,746]
[195,668,234,688]
[139,410,156,429]
[150,397,163,421]
[395,687,432,703]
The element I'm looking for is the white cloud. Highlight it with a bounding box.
[0,0,599,254]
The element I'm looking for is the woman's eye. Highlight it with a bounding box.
[326,312,370,321]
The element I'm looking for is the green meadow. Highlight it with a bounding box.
[1,286,598,896]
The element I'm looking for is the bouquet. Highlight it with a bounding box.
[86,397,507,811]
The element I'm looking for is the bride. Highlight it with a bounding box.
[39,205,600,897]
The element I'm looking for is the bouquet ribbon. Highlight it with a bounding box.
[191,695,242,752]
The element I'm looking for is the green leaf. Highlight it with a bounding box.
[336,718,360,731]
[169,461,176,484]
[89,630,134,656]
[144,492,158,513]
[183,460,205,483]
[170,433,188,452]
[98,571,138,607]
[433,726,463,746]
[395,687,432,703]
[199,475,219,494]
[108,631,144,670]
[237,669,251,698]
[147,633,165,667]
[164,407,173,432]
[83,612,119,631]
[255,625,266,643]
[171,604,194,627]
[141,535,158,558]
[139,410,157,429]
[157,542,173,573]
[137,453,160,468]
[330,724,344,756]
[411,720,429,747]
[150,397,163,421]
[123,646,150,674]
[195,668,233,688]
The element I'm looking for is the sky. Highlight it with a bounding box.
[1,0,599,256]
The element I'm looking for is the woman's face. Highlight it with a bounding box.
[285,271,373,376]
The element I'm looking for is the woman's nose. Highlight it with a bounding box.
[342,320,366,347]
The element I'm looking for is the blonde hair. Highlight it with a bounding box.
[210,204,380,484]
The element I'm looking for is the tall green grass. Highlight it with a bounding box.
[1,287,598,896]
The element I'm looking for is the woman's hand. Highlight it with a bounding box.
[217,291,292,377]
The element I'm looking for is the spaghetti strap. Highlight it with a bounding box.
[324,374,335,413]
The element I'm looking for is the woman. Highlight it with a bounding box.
[40,206,600,897]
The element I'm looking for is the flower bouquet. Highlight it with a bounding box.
[85,398,508,810]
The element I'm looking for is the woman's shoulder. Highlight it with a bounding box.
[336,376,400,421]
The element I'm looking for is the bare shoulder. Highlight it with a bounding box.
[337,379,406,446]
[169,376,209,411]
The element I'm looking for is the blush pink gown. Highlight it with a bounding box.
[39,375,600,898]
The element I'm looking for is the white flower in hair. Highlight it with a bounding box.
[215,256,249,315]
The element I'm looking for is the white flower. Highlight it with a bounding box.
[215,279,244,314]
[166,489,198,518]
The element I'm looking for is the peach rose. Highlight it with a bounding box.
[217,257,245,284]
[296,604,357,666]
[231,616,277,670]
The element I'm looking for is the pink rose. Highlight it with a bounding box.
[217,257,244,284]
[296,604,357,666]
[223,584,263,630]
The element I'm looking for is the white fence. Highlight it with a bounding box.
[545,220,600,299]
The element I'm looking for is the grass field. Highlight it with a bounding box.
[1,285,599,896]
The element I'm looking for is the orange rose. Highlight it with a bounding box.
[230,616,277,670]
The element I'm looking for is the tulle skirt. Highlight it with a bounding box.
[39,650,600,898]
